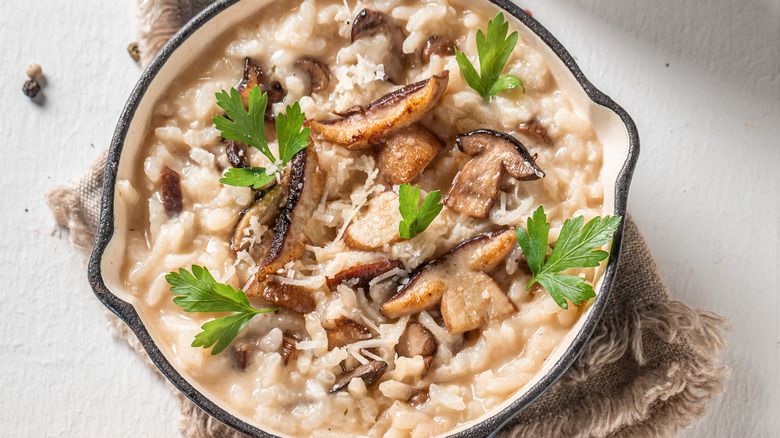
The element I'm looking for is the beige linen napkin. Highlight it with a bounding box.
[47,1,730,437]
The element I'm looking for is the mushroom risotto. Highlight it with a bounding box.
[117,0,609,436]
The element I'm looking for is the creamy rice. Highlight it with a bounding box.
[118,0,605,436]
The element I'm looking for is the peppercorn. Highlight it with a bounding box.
[26,63,43,80]
[23,79,41,98]
[127,42,141,63]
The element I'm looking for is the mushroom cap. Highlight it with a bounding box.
[306,71,449,149]
[295,57,331,95]
[381,229,517,333]
[517,118,553,145]
[331,360,388,393]
[455,129,545,180]
[422,35,455,64]
[351,9,408,84]
[396,322,437,359]
[445,129,544,218]
[237,58,285,119]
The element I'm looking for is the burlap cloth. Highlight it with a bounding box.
[46,1,730,436]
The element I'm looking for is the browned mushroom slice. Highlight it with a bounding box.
[229,342,252,371]
[445,129,545,218]
[377,124,444,185]
[517,118,553,145]
[160,166,182,217]
[344,191,402,250]
[326,259,405,291]
[326,318,372,349]
[280,334,298,365]
[396,322,437,373]
[331,360,388,393]
[225,139,250,168]
[244,148,324,297]
[260,280,315,314]
[422,35,455,64]
[381,229,516,334]
[257,148,323,278]
[351,9,408,84]
[306,71,449,150]
[237,58,286,119]
[231,184,287,256]
[295,57,331,95]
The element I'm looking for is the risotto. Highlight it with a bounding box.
[116,0,606,436]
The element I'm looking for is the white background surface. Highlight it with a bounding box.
[1,0,777,436]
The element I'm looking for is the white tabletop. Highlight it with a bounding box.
[1,0,777,436]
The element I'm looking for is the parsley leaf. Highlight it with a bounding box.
[213,86,273,162]
[166,265,278,355]
[516,206,622,309]
[220,167,276,189]
[455,12,525,102]
[276,102,310,164]
[214,86,310,189]
[398,184,444,239]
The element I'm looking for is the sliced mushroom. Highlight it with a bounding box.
[331,360,388,393]
[344,191,402,251]
[229,342,252,371]
[396,322,437,373]
[408,389,430,407]
[237,58,286,119]
[160,166,182,217]
[280,334,298,365]
[326,318,372,349]
[326,259,405,291]
[422,35,455,64]
[295,57,331,95]
[306,71,449,150]
[231,184,287,257]
[351,9,408,84]
[245,148,324,295]
[445,129,545,218]
[381,229,517,334]
[517,118,553,145]
[225,139,250,168]
[377,124,444,185]
[260,280,316,314]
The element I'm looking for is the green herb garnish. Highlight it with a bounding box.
[455,12,525,102]
[398,184,444,239]
[166,265,278,355]
[515,206,622,309]
[214,86,310,189]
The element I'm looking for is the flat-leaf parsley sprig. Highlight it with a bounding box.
[455,12,524,102]
[166,265,278,355]
[515,206,622,309]
[398,184,444,239]
[214,86,310,189]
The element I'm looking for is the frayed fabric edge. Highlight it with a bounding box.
[501,300,730,438]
